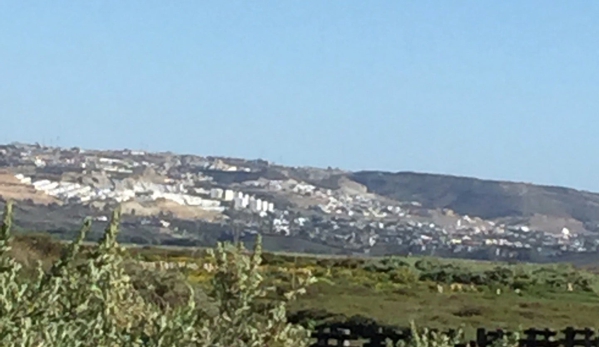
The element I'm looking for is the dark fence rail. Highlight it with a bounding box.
[310,324,599,347]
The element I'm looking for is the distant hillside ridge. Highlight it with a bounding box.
[349,171,599,225]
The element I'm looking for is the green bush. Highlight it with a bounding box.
[389,267,418,284]
[413,258,595,293]
[394,321,464,347]
[362,256,410,273]
[0,201,317,347]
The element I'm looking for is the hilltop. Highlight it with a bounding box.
[1,142,598,263]
[350,171,599,233]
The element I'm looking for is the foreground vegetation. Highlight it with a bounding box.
[130,240,599,333]
[1,202,318,346]
[4,202,599,345]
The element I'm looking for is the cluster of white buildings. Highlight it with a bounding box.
[14,174,31,185]
[95,157,134,174]
[16,174,225,211]
[273,217,290,235]
[233,192,274,214]
[208,188,275,215]
[137,191,223,211]
[259,179,394,219]
[13,171,280,217]
[209,188,236,201]
[31,179,96,202]
[315,193,390,219]
[244,194,275,214]
[292,182,317,195]
[204,159,252,172]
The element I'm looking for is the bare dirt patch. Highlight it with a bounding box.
[526,213,585,234]
[120,199,224,222]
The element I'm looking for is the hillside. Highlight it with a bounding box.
[3,142,599,262]
[349,171,599,231]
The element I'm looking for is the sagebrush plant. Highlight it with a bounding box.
[392,321,464,347]
[0,201,316,347]
[490,329,522,347]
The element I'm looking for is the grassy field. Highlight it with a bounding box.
[13,232,599,336]
[293,280,599,334]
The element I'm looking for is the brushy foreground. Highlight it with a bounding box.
[0,201,318,347]
[3,202,517,347]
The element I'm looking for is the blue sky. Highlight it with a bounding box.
[1,1,598,191]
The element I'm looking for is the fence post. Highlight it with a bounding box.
[364,325,384,347]
[477,328,488,347]
[563,327,575,347]
[523,328,538,347]
[583,328,594,347]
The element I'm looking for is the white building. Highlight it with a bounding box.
[248,197,257,212]
[14,174,32,185]
[223,189,235,201]
[210,188,223,199]
[234,194,250,209]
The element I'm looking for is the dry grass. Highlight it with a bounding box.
[9,233,64,267]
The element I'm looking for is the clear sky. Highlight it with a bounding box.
[1,1,598,191]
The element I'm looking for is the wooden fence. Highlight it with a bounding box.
[310,324,599,347]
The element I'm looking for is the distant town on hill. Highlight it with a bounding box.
[2,141,599,264]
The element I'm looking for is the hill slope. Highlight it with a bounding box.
[349,171,599,229]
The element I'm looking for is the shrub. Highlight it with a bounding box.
[393,321,464,347]
[414,258,442,272]
[389,267,418,284]
[362,257,409,273]
[452,305,483,317]
[0,201,317,347]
